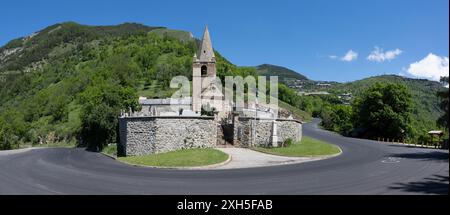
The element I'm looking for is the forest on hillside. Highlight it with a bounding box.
[0,22,256,149]
[0,22,447,150]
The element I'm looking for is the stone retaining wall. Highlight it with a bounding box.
[233,117,302,147]
[118,116,217,156]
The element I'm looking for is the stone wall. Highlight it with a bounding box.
[118,116,217,156]
[278,119,303,144]
[233,117,302,147]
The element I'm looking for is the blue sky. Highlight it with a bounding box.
[1,0,448,82]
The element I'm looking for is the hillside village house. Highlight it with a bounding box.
[118,27,302,156]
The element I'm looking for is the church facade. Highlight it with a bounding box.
[118,27,302,156]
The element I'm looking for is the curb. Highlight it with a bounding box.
[100,152,117,160]
[178,154,232,170]
[253,148,343,167]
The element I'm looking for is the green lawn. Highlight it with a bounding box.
[253,136,341,157]
[117,148,229,167]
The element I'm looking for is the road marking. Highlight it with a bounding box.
[381,157,401,163]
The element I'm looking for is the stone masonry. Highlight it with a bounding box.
[233,117,302,147]
[117,27,303,156]
[118,116,217,156]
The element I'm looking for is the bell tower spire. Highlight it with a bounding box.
[192,25,218,113]
[198,25,215,62]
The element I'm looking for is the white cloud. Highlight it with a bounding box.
[405,53,449,81]
[329,55,338,59]
[341,50,358,62]
[367,47,402,62]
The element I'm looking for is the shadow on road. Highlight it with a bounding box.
[388,174,449,195]
[389,151,449,162]
[387,144,443,150]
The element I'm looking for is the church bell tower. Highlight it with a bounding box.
[192,26,217,113]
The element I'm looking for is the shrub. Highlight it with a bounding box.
[281,138,294,147]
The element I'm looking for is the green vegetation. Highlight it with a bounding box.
[0,22,446,150]
[278,100,312,122]
[437,77,449,132]
[0,22,228,150]
[255,64,307,84]
[275,73,445,140]
[101,144,118,157]
[320,104,353,135]
[79,84,139,150]
[320,83,416,140]
[0,22,196,150]
[0,22,196,149]
[253,136,341,157]
[117,148,229,167]
[149,28,194,42]
[275,74,446,142]
[278,83,336,119]
[352,83,412,139]
[316,76,447,142]
[0,22,162,72]
[292,75,448,141]
[328,75,445,136]
[32,141,77,148]
[0,22,307,150]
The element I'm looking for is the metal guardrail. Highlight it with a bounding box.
[377,137,447,149]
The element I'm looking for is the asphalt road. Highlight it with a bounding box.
[0,119,448,194]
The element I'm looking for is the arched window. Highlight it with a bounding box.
[201,65,207,76]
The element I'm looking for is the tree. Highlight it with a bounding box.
[333,105,353,135]
[319,104,353,135]
[0,109,27,149]
[437,76,449,130]
[78,83,139,150]
[352,83,413,139]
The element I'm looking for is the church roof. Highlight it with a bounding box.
[139,98,192,105]
[198,26,215,62]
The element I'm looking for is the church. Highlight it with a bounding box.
[118,26,302,156]
[136,26,232,119]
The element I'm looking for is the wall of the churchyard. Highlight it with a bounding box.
[233,117,302,147]
[118,116,217,156]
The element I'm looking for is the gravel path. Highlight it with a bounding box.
[213,148,333,169]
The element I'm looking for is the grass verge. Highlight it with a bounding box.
[101,144,118,157]
[253,136,341,157]
[117,148,229,167]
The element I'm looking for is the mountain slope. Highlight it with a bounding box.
[0,22,445,149]
[0,22,193,72]
[328,75,445,134]
[0,22,258,149]
[255,64,307,83]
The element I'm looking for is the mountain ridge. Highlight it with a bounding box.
[0,22,193,72]
[0,22,445,149]
[255,63,308,83]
